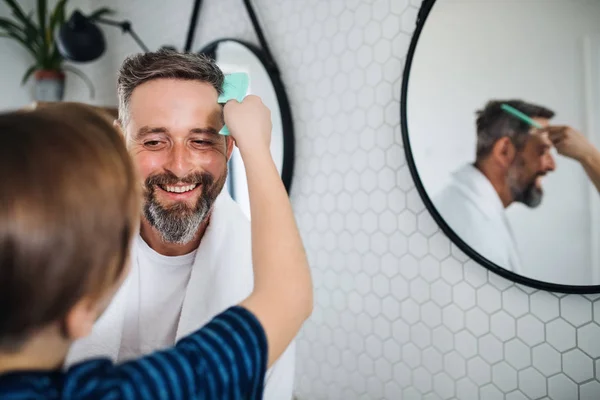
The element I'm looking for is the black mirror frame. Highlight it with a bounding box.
[400,0,600,294]
[199,38,295,196]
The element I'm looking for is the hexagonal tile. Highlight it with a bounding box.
[455,330,477,359]
[418,211,438,238]
[379,210,399,235]
[467,356,491,385]
[518,367,547,399]
[384,380,404,399]
[432,326,454,354]
[491,311,516,341]
[442,304,464,333]
[399,254,419,280]
[440,257,463,285]
[356,312,374,336]
[400,6,418,34]
[433,372,454,399]
[462,261,487,289]
[420,255,440,283]
[505,391,528,400]
[391,0,410,15]
[413,367,432,394]
[411,322,431,350]
[456,377,478,399]
[480,384,503,400]
[465,308,490,337]
[409,232,428,258]
[546,319,576,352]
[560,295,593,327]
[403,342,422,369]
[374,357,393,382]
[410,277,430,304]
[401,298,420,324]
[581,381,600,400]
[390,275,408,301]
[392,318,410,343]
[479,334,503,364]
[453,282,476,311]
[393,362,412,389]
[382,13,401,39]
[423,347,443,374]
[516,315,544,346]
[364,294,381,317]
[476,285,501,314]
[502,286,529,318]
[373,315,391,340]
[578,323,600,358]
[488,272,514,292]
[421,301,442,328]
[530,290,560,322]
[383,338,401,364]
[532,343,561,376]
[431,280,452,307]
[406,188,425,213]
[548,374,577,400]
[429,232,450,260]
[444,351,466,379]
[492,362,518,393]
[505,339,531,370]
[563,349,594,383]
[398,210,417,235]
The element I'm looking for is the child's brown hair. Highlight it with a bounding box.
[0,103,140,351]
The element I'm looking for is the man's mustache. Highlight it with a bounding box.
[145,171,214,188]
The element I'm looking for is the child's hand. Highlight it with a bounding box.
[223,95,272,153]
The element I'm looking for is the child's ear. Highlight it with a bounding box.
[63,297,97,340]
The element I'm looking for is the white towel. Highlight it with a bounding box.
[65,191,295,399]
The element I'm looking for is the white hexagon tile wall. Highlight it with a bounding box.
[93,0,600,398]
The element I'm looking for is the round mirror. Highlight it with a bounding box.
[199,39,294,219]
[402,0,600,292]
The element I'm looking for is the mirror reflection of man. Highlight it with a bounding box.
[433,100,556,273]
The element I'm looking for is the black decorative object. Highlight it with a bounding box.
[400,0,600,293]
[57,10,149,62]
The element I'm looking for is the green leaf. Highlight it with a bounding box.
[63,65,95,99]
[87,7,114,21]
[37,0,48,66]
[49,0,68,33]
[3,0,38,34]
[0,17,26,35]
[21,64,38,85]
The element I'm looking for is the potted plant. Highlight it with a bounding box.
[0,0,112,101]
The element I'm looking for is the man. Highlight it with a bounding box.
[433,100,556,273]
[66,50,296,399]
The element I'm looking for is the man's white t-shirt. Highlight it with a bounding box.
[117,235,195,362]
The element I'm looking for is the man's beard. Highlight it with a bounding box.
[143,169,226,245]
[507,158,543,208]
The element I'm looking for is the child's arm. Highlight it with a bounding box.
[223,95,313,367]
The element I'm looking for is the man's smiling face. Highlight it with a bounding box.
[125,78,233,244]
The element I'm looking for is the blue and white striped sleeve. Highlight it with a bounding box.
[73,306,268,400]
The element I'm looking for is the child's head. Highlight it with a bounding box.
[0,103,140,358]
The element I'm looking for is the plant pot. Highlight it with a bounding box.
[34,70,65,102]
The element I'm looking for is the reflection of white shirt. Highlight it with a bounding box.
[433,164,523,274]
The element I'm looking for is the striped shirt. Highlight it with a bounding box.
[0,306,267,399]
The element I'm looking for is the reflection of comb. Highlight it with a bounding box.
[218,73,250,136]
[501,104,543,129]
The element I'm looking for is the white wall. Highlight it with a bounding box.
[52,0,600,398]
[408,0,600,285]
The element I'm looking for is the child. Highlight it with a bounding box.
[0,99,312,399]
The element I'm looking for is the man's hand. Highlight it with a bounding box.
[545,125,594,162]
[223,95,272,153]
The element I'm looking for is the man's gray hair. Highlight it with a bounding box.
[117,49,224,126]
[475,99,555,160]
